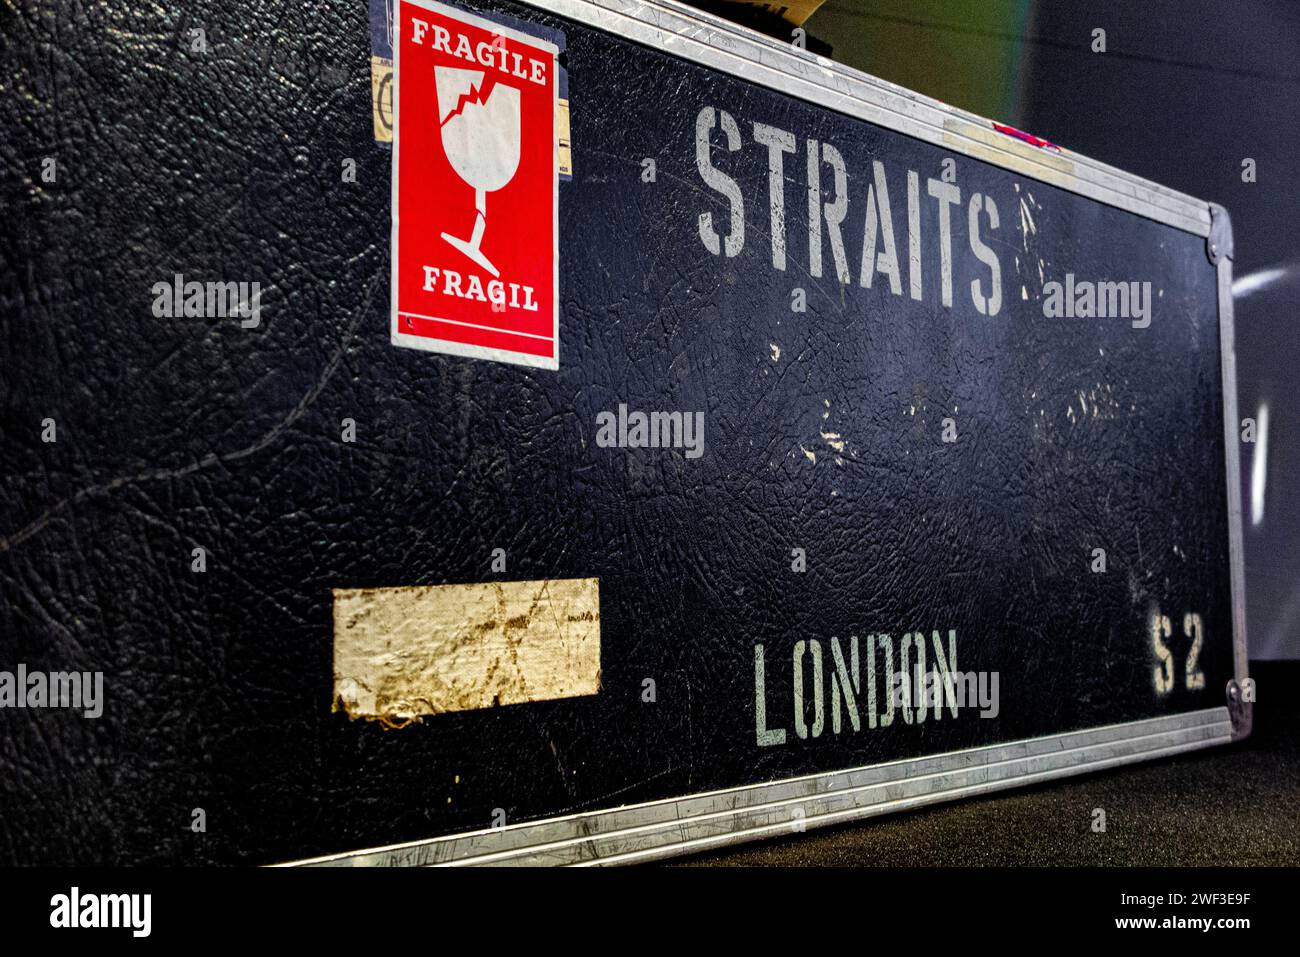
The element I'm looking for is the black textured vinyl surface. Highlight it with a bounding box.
[1,0,1235,865]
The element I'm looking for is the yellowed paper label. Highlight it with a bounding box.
[558,98,572,177]
[370,55,393,143]
[333,578,601,724]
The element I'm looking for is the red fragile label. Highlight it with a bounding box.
[391,0,559,369]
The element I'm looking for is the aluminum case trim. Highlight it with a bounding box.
[285,708,1234,866]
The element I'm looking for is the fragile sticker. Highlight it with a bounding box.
[390,0,560,368]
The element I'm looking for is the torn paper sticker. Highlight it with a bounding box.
[333,578,601,725]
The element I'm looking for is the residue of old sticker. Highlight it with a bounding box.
[558,97,572,178]
[332,578,601,725]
